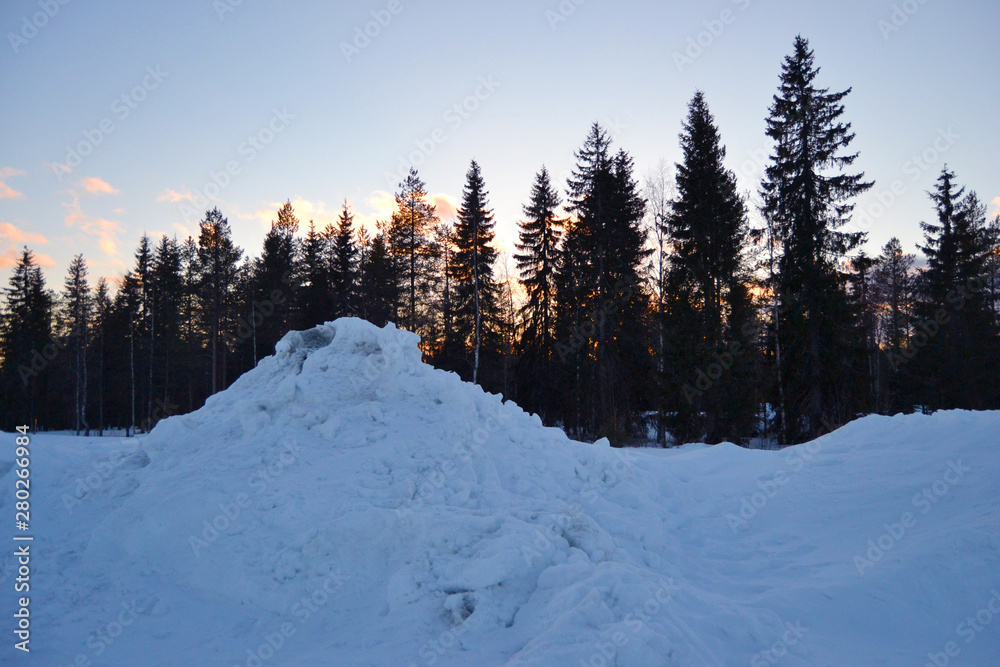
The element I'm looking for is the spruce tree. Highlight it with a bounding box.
[760,36,873,442]
[300,220,331,327]
[664,91,754,444]
[451,160,499,384]
[196,208,243,393]
[92,277,112,434]
[60,254,91,434]
[515,166,563,420]
[330,202,359,319]
[255,200,299,358]
[915,169,999,409]
[873,237,915,413]
[0,248,54,429]
[360,233,397,328]
[555,124,650,442]
[150,236,184,428]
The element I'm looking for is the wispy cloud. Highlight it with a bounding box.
[155,187,195,203]
[991,196,999,218]
[63,195,125,260]
[0,221,48,246]
[0,167,27,200]
[0,221,53,269]
[81,177,119,195]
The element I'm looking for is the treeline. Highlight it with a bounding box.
[2,36,999,444]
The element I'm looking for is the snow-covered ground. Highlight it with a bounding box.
[1,318,998,666]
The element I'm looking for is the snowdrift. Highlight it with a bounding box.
[2,318,998,666]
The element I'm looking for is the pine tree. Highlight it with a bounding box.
[450,160,499,384]
[663,91,754,444]
[149,236,184,429]
[330,201,359,319]
[92,277,112,434]
[760,36,873,442]
[872,238,915,412]
[388,169,438,334]
[514,166,563,420]
[196,208,243,393]
[360,232,397,327]
[300,220,331,327]
[915,169,999,409]
[255,201,299,359]
[555,124,650,442]
[0,248,54,429]
[60,254,91,434]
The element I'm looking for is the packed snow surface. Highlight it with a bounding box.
[2,318,998,666]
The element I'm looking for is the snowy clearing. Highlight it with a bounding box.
[1,318,998,666]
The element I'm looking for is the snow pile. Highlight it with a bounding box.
[2,318,999,666]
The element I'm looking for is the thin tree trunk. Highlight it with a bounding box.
[473,216,481,385]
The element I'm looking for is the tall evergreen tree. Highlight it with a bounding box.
[760,36,873,442]
[92,277,112,434]
[914,169,999,409]
[196,208,243,393]
[515,166,564,420]
[60,254,91,434]
[388,169,438,334]
[0,248,54,429]
[330,202,359,319]
[300,220,332,327]
[873,237,916,413]
[663,91,755,444]
[360,232,397,328]
[149,235,184,428]
[555,123,650,442]
[450,160,500,385]
[255,201,299,359]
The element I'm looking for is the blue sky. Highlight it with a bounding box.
[1,0,997,281]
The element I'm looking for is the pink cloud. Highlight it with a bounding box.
[156,188,195,203]
[81,177,119,195]
[0,221,53,269]
[0,222,48,246]
[430,193,459,221]
[0,248,54,269]
[62,195,125,259]
[0,167,26,200]
[991,196,999,218]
